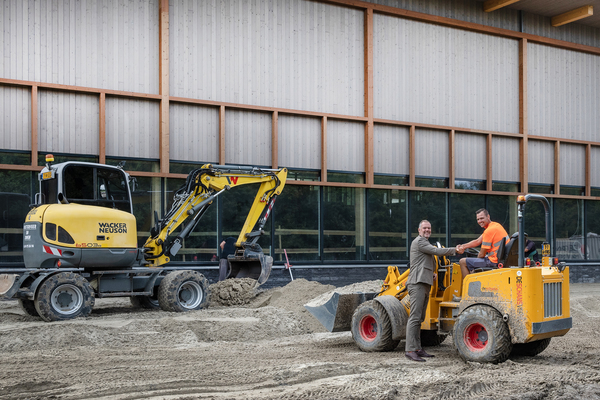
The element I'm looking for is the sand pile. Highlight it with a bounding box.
[209,278,260,306]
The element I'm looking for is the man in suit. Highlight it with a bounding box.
[405,220,462,362]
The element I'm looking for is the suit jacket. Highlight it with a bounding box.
[407,235,456,286]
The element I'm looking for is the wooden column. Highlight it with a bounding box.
[321,116,328,182]
[219,105,226,165]
[99,93,106,164]
[519,38,528,193]
[487,134,493,191]
[272,111,278,169]
[364,8,374,185]
[554,141,560,195]
[31,85,38,166]
[586,144,591,197]
[449,130,455,189]
[159,0,170,173]
[409,125,415,187]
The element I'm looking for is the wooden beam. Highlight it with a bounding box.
[30,85,38,167]
[554,141,560,195]
[219,106,226,165]
[449,130,455,189]
[159,0,169,173]
[409,125,415,187]
[487,134,493,191]
[364,8,374,186]
[519,39,528,194]
[321,116,328,183]
[99,93,106,164]
[551,5,593,27]
[483,0,520,13]
[272,111,278,169]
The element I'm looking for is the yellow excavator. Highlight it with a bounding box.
[0,155,287,321]
[306,194,571,363]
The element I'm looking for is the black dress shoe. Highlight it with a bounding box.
[417,349,435,358]
[405,351,426,362]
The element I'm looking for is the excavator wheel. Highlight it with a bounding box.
[510,338,551,357]
[34,272,95,322]
[158,270,210,312]
[351,300,400,352]
[18,299,39,317]
[130,295,160,310]
[420,330,447,347]
[453,305,512,364]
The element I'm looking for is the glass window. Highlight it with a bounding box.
[327,172,364,184]
[455,179,486,191]
[585,200,600,260]
[0,171,34,263]
[63,166,95,200]
[368,189,406,261]
[0,151,30,165]
[323,187,365,261]
[133,176,162,248]
[554,199,584,260]
[492,182,520,192]
[560,186,584,196]
[415,177,448,188]
[523,199,550,255]
[374,174,408,186]
[273,185,320,262]
[169,161,208,175]
[488,195,518,236]
[409,191,447,247]
[449,193,485,248]
[39,153,98,166]
[529,184,554,194]
[105,157,159,173]
[286,169,320,182]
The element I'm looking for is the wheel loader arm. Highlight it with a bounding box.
[143,164,287,267]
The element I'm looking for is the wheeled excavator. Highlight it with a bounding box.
[0,155,287,321]
[306,194,571,363]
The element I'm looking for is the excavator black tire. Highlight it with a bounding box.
[420,330,447,347]
[510,338,551,357]
[351,300,400,352]
[130,295,160,310]
[158,270,210,312]
[18,298,39,317]
[34,272,95,322]
[453,305,512,364]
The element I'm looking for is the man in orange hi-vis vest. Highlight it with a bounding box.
[457,208,509,281]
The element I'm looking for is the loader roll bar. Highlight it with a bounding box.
[516,194,552,267]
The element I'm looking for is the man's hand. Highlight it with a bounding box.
[433,273,437,281]
[456,245,464,254]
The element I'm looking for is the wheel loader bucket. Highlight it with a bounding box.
[304,291,377,332]
[227,250,273,285]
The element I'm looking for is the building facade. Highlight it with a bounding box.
[1,0,600,274]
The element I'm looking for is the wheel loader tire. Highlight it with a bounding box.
[453,305,512,364]
[420,330,447,347]
[130,295,160,310]
[18,298,39,317]
[158,270,209,312]
[510,338,551,357]
[351,300,400,352]
[34,272,95,322]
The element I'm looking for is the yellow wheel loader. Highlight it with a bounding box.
[0,155,287,321]
[306,194,571,363]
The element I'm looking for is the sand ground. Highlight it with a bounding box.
[0,279,599,400]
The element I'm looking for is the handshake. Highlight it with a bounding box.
[455,244,465,254]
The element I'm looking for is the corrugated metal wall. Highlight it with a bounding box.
[592,147,600,188]
[524,13,600,49]
[169,104,219,164]
[0,86,31,151]
[374,14,519,133]
[278,115,321,170]
[365,0,519,31]
[225,109,271,166]
[528,140,555,184]
[38,90,98,155]
[492,136,520,182]
[560,143,585,187]
[327,120,365,172]
[105,98,159,159]
[455,132,486,180]
[528,43,600,142]
[415,129,448,177]
[373,124,410,175]
[0,0,159,93]
[169,0,364,116]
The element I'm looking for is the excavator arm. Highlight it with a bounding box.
[143,164,287,283]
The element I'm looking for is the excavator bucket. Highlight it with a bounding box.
[227,249,273,285]
[304,291,377,332]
